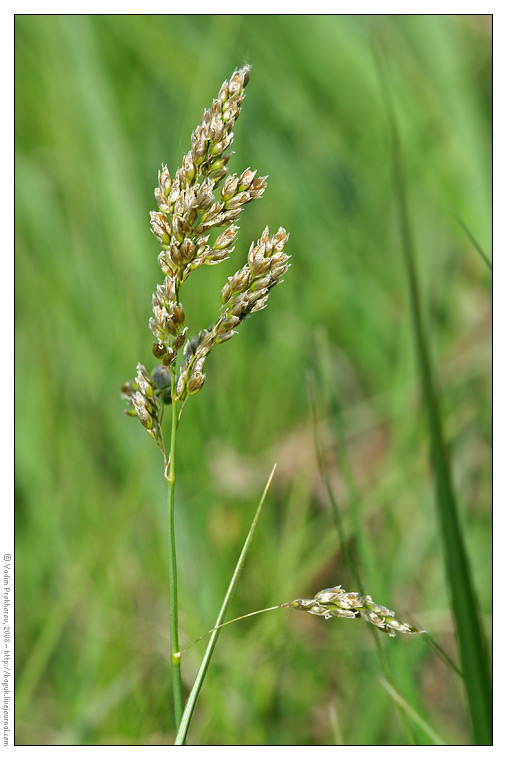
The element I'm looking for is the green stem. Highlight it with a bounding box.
[167,374,183,729]
[179,604,288,656]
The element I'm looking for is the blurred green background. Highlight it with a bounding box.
[15,14,492,745]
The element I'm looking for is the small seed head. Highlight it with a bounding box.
[214,225,238,250]
[182,153,196,185]
[180,237,196,263]
[172,326,188,352]
[187,372,205,395]
[126,64,290,426]
[158,251,174,275]
[229,268,250,293]
[152,341,167,360]
[221,174,239,201]
[135,363,153,398]
[292,584,425,638]
[238,167,257,191]
[150,211,171,246]
[220,281,232,304]
[172,303,186,328]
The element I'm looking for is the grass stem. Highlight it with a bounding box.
[178,604,288,656]
[167,374,183,729]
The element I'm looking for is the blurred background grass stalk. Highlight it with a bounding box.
[375,40,492,744]
[308,373,416,744]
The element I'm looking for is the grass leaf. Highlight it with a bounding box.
[452,209,492,272]
[379,678,446,746]
[174,464,277,745]
[374,40,492,745]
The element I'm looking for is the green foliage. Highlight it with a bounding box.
[376,41,492,742]
[15,14,491,745]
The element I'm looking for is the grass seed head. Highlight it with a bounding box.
[291,584,425,637]
[123,63,289,424]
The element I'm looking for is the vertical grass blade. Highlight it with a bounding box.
[307,372,417,745]
[375,43,492,745]
[174,465,277,745]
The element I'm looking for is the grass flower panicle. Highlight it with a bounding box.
[120,62,425,745]
[291,585,425,637]
[121,64,290,735]
[123,63,290,426]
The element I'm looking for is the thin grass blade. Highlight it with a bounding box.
[451,209,492,272]
[174,464,277,745]
[379,678,446,746]
[307,369,417,745]
[374,41,492,745]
